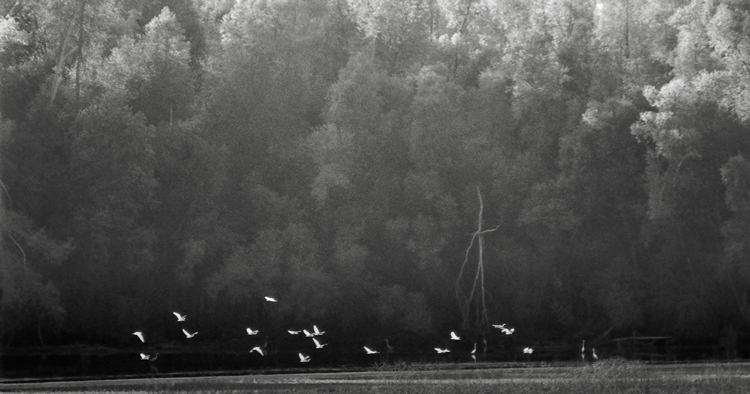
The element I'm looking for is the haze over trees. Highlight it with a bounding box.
[2,0,750,358]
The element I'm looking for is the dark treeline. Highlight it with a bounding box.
[2,0,750,360]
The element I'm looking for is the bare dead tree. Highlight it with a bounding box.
[49,17,76,104]
[455,186,499,338]
[1,120,26,270]
[74,0,87,111]
[51,0,88,105]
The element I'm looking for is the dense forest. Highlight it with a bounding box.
[2,0,750,361]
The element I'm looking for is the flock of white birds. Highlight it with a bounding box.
[131,296,558,368]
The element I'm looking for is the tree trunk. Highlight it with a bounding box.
[50,16,76,104]
[456,186,499,332]
[75,0,87,112]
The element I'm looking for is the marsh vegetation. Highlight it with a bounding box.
[4,360,750,394]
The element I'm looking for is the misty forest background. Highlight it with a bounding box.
[3,0,750,359]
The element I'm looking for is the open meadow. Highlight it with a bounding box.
[3,360,750,394]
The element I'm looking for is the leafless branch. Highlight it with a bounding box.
[456,185,498,332]
[0,178,11,209]
[2,0,21,18]
[8,232,27,270]
[50,12,78,104]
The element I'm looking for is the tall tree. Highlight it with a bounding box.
[63,96,157,341]
[348,0,435,73]
[94,6,194,125]
[721,155,750,326]
[631,0,750,335]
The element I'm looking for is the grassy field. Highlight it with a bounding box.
[3,359,750,393]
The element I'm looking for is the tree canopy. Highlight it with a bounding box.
[2,0,750,361]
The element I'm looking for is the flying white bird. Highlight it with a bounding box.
[133,331,145,343]
[312,337,327,349]
[140,353,150,360]
[264,296,278,303]
[250,346,265,356]
[299,353,310,363]
[434,348,450,354]
[450,331,461,341]
[303,329,314,337]
[523,347,534,354]
[246,328,259,335]
[364,346,379,354]
[173,312,187,322]
[288,330,301,335]
[182,328,198,338]
[313,325,325,336]
[471,343,477,354]
[492,323,515,335]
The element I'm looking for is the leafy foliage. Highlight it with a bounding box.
[3,0,750,360]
